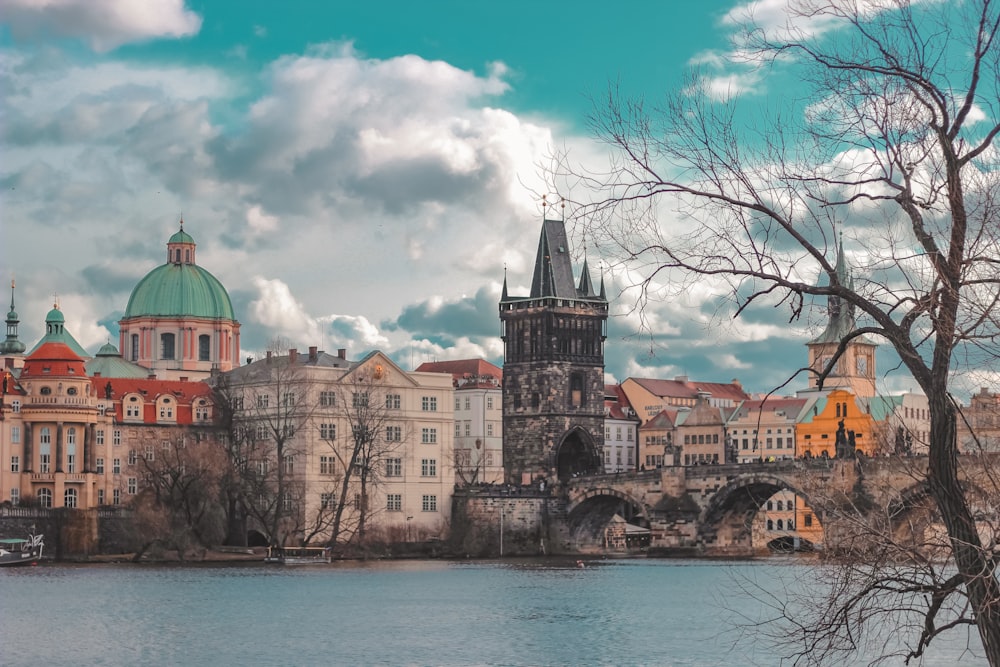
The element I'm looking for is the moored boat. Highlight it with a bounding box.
[264,545,332,565]
[0,533,44,567]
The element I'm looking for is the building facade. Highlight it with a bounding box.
[221,349,454,545]
[602,384,640,473]
[499,217,608,484]
[416,359,504,485]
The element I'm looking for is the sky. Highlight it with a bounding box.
[0,0,978,399]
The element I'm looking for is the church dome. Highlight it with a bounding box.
[122,224,235,321]
[124,264,235,320]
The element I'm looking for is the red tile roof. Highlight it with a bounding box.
[20,342,87,378]
[630,377,749,402]
[416,359,502,388]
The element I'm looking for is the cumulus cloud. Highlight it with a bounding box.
[2,0,202,52]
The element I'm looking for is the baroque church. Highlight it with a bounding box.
[0,222,236,510]
[499,216,608,484]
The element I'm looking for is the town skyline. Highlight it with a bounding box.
[1,0,979,400]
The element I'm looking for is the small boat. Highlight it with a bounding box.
[0,533,44,567]
[264,545,332,565]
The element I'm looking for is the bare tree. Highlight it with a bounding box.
[325,363,404,550]
[560,1,1000,663]
[132,431,227,557]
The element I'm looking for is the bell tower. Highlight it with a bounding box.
[499,214,608,484]
[807,233,877,398]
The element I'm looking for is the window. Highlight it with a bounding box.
[486,396,494,410]
[422,495,437,512]
[128,478,137,495]
[256,424,268,440]
[195,402,210,421]
[256,394,270,408]
[97,489,105,505]
[421,428,437,444]
[10,488,19,506]
[96,429,105,445]
[283,455,294,474]
[421,459,437,477]
[113,489,121,505]
[40,386,52,395]
[385,394,400,409]
[128,449,137,465]
[67,444,76,473]
[113,430,121,446]
[126,397,141,418]
[38,488,52,508]
[320,456,334,475]
[320,423,336,440]
[386,426,401,442]
[320,391,336,407]
[64,488,78,508]
[131,334,139,360]
[282,392,295,407]
[767,519,774,530]
[10,455,19,472]
[464,397,471,410]
[96,458,105,475]
[11,399,20,413]
[385,458,402,477]
[570,373,584,407]
[464,422,471,437]
[160,333,175,360]
[198,334,211,361]
[256,460,269,476]
[144,445,155,462]
[387,494,402,512]
[421,396,437,412]
[616,427,622,441]
[159,399,174,419]
[40,451,51,474]
[804,513,813,527]
[320,493,334,509]
[113,458,121,474]
[455,398,461,410]
[486,423,494,437]
[353,392,369,408]
[455,423,461,437]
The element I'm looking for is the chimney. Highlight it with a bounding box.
[338,348,346,359]
[308,346,318,362]
[266,350,272,364]
[731,378,742,389]
[289,348,298,364]
[675,375,689,383]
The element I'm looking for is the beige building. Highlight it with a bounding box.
[221,349,454,546]
[620,376,749,422]
[416,359,503,485]
[728,398,808,464]
[958,387,1000,453]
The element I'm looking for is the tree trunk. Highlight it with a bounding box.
[927,391,1000,664]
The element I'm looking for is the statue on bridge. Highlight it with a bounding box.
[835,420,856,459]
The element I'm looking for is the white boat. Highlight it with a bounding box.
[0,533,44,567]
[264,545,332,565]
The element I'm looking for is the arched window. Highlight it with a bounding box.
[38,488,53,508]
[777,519,784,530]
[161,333,175,360]
[766,500,773,510]
[198,334,211,361]
[66,440,77,473]
[131,334,140,360]
[766,519,773,530]
[570,373,584,408]
[64,488,77,508]
[175,249,181,263]
[836,403,841,418]
[776,500,783,511]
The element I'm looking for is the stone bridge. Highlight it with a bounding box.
[561,455,999,556]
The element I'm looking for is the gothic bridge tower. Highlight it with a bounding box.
[500,217,608,484]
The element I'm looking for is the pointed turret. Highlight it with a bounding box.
[578,257,596,297]
[1,280,26,355]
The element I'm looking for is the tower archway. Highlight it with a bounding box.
[555,427,602,481]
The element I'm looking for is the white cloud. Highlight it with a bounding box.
[3,0,202,52]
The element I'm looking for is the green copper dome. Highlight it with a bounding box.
[169,228,195,244]
[124,263,235,320]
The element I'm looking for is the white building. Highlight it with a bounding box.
[603,385,640,473]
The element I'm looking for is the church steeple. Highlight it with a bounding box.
[806,232,877,398]
[0,279,26,355]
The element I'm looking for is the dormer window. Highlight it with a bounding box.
[40,386,52,395]
[67,387,78,396]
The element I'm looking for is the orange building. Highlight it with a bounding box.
[795,389,876,458]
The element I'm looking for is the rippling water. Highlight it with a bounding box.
[0,558,985,666]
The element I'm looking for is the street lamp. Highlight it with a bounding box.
[406,515,413,542]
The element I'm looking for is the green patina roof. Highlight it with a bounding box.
[169,228,195,245]
[124,263,235,320]
[86,342,152,378]
[27,307,89,358]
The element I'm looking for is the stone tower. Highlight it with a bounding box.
[499,217,608,484]
[806,234,877,398]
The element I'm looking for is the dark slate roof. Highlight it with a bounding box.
[530,219,580,299]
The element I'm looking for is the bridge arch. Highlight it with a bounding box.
[565,487,650,548]
[698,472,823,555]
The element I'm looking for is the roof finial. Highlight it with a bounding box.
[179,214,184,231]
[53,292,59,309]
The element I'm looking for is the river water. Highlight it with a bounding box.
[0,558,986,666]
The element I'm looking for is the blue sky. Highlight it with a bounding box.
[0,0,958,398]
